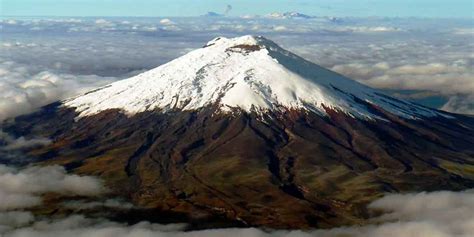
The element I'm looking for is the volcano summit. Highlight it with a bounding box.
[65,35,442,119]
[2,36,474,228]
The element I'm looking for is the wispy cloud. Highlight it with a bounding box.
[0,130,51,151]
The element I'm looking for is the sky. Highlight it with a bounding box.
[1,0,473,18]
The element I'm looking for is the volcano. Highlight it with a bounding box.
[2,35,474,228]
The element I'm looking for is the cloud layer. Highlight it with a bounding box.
[0,16,473,121]
[365,190,474,237]
[0,186,472,237]
[0,162,472,236]
[0,165,105,211]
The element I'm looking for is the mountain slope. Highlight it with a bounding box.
[2,36,474,229]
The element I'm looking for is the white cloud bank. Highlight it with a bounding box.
[0,60,118,121]
[331,62,474,96]
[0,165,105,211]
[159,18,175,26]
[0,164,472,237]
[364,190,474,237]
[329,62,474,115]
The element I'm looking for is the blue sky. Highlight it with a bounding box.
[1,0,473,18]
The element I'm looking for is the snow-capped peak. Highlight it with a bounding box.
[265,12,315,19]
[64,35,446,120]
[204,35,260,47]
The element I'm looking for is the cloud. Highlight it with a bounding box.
[0,63,117,121]
[158,19,181,31]
[0,32,148,121]
[0,130,51,150]
[328,61,474,114]
[332,26,401,33]
[287,34,473,114]
[331,62,474,95]
[453,28,474,35]
[94,19,115,28]
[2,215,188,237]
[3,20,18,25]
[0,190,41,211]
[159,18,175,26]
[0,211,34,232]
[441,94,474,115]
[1,190,474,237]
[1,16,473,119]
[62,199,134,211]
[273,25,288,31]
[240,14,257,19]
[0,158,472,236]
[364,190,474,237]
[0,166,472,237]
[0,165,105,211]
